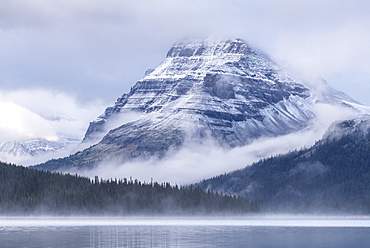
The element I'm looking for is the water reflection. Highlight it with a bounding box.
[0,217,370,248]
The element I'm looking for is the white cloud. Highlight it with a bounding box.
[0,101,57,141]
[0,89,107,139]
[0,88,109,164]
[72,103,357,185]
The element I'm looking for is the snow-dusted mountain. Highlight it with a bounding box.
[0,138,80,165]
[34,38,365,171]
[0,138,78,157]
[84,38,314,146]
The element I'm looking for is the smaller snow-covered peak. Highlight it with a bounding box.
[0,137,80,165]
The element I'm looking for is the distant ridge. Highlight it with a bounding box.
[197,115,370,213]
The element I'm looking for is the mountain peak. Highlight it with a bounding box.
[34,37,361,172]
[144,37,279,82]
[166,38,249,58]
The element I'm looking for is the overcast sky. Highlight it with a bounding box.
[1,0,370,109]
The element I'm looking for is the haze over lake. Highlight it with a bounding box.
[1,216,370,248]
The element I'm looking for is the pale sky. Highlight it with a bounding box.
[1,0,369,113]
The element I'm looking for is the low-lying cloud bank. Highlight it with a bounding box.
[72,103,357,185]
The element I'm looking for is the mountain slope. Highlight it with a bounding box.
[197,115,370,213]
[34,38,360,171]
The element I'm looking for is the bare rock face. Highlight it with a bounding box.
[34,38,360,171]
[84,39,313,145]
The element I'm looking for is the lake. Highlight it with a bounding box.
[1,216,369,247]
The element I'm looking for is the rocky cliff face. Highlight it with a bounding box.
[84,39,314,145]
[34,38,360,170]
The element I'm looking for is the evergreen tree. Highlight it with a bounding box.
[0,162,258,215]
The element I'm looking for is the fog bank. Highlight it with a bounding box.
[72,103,356,185]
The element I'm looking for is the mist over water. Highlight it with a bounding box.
[1,216,370,248]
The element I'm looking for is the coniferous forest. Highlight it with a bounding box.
[0,162,258,215]
[198,121,370,213]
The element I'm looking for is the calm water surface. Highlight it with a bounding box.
[0,216,369,248]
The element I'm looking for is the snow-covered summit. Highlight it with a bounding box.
[83,38,314,145]
[145,39,299,84]
[35,38,365,170]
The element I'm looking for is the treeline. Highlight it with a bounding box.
[0,162,258,215]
